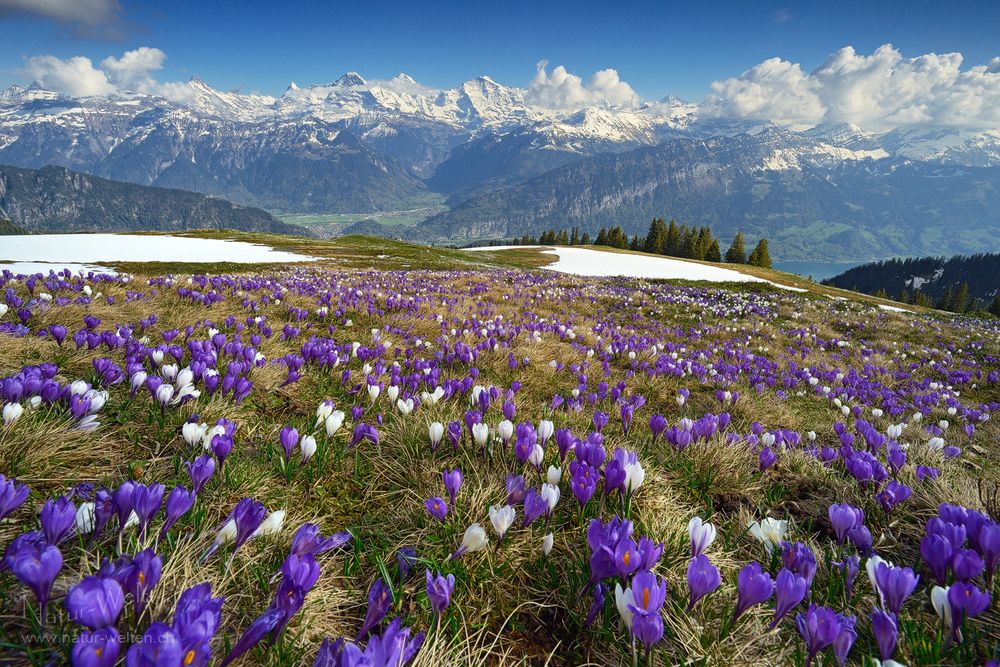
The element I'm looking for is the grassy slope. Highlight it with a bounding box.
[2,232,997,665]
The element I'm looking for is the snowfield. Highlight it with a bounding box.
[0,234,317,274]
[467,246,807,291]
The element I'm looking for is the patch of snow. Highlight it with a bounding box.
[467,246,806,291]
[0,234,317,274]
[878,304,910,313]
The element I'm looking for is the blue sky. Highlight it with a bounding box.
[1,0,999,102]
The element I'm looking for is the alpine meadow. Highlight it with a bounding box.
[1,2,1000,667]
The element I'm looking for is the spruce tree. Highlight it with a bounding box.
[747,239,772,268]
[570,227,579,245]
[581,232,591,245]
[596,228,608,246]
[705,239,722,262]
[725,233,746,264]
[989,295,1000,316]
[665,220,681,256]
[951,282,970,313]
[630,234,640,250]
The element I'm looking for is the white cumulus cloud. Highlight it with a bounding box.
[21,47,181,98]
[705,44,1000,130]
[527,61,639,110]
[23,54,116,97]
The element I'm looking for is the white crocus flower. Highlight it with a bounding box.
[546,465,562,485]
[325,411,345,438]
[541,533,554,556]
[471,423,491,449]
[541,483,561,513]
[182,422,207,448]
[614,583,635,628]
[2,402,24,426]
[386,385,400,403]
[315,400,334,427]
[396,398,414,416]
[537,419,554,443]
[450,523,489,560]
[75,502,96,533]
[497,420,514,443]
[688,516,717,556]
[252,510,286,538]
[748,517,788,553]
[367,384,381,404]
[300,435,317,462]
[623,461,645,493]
[489,504,515,539]
[930,586,953,629]
[527,444,545,469]
[428,422,445,449]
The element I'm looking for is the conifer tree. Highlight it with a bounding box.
[665,219,680,256]
[951,282,970,313]
[581,232,591,245]
[705,239,722,262]
[596,228,608,245]
[747,239,772,268]
[570,227,579,245]
[989,295,1000,316]
[725,233,746,264]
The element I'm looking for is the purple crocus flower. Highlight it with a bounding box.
[832,615,857,667]
[732,562,774,622]
[112,481,135,531]
[447,420,462,450]
[828,503,863,544]
[217,608,284,667]
[72,627,121,667]
[873,562,919,615]
[357,577,393,641]
[686,554,721,611]
[781,541,817,586]
[627,570,667,649]
[172,582,224,667]
[279,425,299,461]
[870,609,898,661]
[397,547,417,581]
[290,523,352,557]
[795,604,842,665]
[126,548,163,615]
[211,433,234,468]
[186,455,216,495]
[771,569,808,628]
[160,485,196,541]
[131,483,164,540]
[424,496,448,523]
[442,468,462,507]
[876,480,912,514]
[648,414,667,444]
[90,488,115,541]
[834,555,860,601]
[505,474,527,505]
[570,463,598,507]
[9,539,62,617]
[583,583,605,628]
[947,582,991,637]
[0,474,29,520]
[980,523,1000,586]
[521,489,548,528]
[65,575,124,629]
[40,495,76,544]
[425,569,455,615]
[951,548,985,582]
[847,524,873,554]
[921,533,953,585]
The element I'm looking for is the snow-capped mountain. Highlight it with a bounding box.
[2,70,1000,258]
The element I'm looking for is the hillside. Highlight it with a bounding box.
[0,164,309,235]
[415,129,1000,260]
[823,252,1000,305]
[0,217,26,234]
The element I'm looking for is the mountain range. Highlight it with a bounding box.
[0,164,304,235]
[2,72,1000,259]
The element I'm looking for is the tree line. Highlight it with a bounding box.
[823,253,1000,316]
[510,219,772,268]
